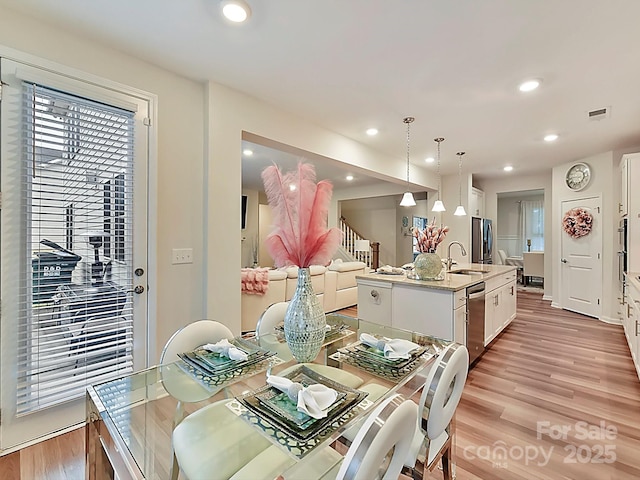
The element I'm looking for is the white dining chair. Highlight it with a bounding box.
[403,343,469,480]
[171,363,367,480]
[161,319,235,480]
[172,396,278,480]
[161,319,234,364]
[273,393,418,480]
[523,251,544,287]
[255,301,289,339]
[335,394,418,480]
[498,249,508,265]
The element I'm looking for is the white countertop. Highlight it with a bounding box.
[356,263,517,292]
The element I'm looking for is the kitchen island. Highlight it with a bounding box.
[356,264,517,354]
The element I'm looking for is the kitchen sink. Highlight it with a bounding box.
[447,268,490,275]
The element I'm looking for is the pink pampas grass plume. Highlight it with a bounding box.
[261,162,342,268]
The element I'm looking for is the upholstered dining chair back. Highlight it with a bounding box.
[160,319,234,364]
[337,394,418,480]
[160,319,235,480]
[523,251,544,279]
[498,249,508,265]
[255,301,289,339]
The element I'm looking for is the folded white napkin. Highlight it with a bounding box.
[201,339,248,361]
[267,375,338,419]
[359,333,420,360]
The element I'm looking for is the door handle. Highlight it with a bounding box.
[561,258,568,263]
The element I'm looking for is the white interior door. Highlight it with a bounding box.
[560,197,602,318]
[0,58,149,451]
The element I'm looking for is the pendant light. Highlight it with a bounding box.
[454,152,467,216]
[399,116,417,207]
[432,137,446,212]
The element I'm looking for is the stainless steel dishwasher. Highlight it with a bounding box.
[466,282,485,365]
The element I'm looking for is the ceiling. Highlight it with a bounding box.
[241,141,390,192]
[5,0,640,182]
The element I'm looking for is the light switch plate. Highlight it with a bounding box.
[172,248,193,265]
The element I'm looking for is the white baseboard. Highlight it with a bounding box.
[542,294,552,302]
[551,301,561,309]
[599,315,622,325]
[0,422,84,456]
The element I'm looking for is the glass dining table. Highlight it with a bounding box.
[85,315,450,480]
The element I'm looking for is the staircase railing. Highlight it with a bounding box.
[339,216,379,270]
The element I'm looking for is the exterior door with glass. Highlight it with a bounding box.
[0,58,150,450]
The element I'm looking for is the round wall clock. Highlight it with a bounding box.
[565,163,591,191]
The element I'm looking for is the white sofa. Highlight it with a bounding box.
[241,261,368,332]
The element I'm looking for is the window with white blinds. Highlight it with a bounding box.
[16,83,135,414]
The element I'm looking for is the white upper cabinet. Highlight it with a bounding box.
[620,156,629,218]
[470,187,485,217]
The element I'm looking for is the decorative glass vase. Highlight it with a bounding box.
[284,267,327,362]
[414,252,444,280]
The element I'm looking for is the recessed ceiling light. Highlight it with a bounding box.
[221,1,251,23]
[346,175,354,181]
[289,184,296,191]
[544,134,558,142]
[425,157,435,163]
[366,128,378,136]
[242,149,253,156]
[504,165,514,172]
[519,79,541,92]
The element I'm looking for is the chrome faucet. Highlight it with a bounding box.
[446,241,467,271]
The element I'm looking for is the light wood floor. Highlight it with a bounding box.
[2,291,640,479]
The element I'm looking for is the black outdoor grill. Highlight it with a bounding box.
[32,239,82,303]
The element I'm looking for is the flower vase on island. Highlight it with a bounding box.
[412,220,449,281]
[261,162,341,362]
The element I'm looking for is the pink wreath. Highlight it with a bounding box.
[562,207,593,239]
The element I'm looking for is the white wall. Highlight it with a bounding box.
[497,193,544,257]
[205,84,439,333]
[241,189,260,267]
[341,196,398,266]
[0,6,206,362]
[440,173,472,265]
[476,171,553,298]
[551,152,617,322]
[397,198,430,265]
[0,7,439,343]
[338,194,431,267]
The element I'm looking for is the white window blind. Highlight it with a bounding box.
[16,82,136,414]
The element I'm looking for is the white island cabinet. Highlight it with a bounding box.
[483,270,517,346]
[356,264,517,348]
[392,284,467,345]
[623,273,640,380]
[357,279,392,326]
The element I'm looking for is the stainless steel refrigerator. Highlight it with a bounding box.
[471,217,493,264]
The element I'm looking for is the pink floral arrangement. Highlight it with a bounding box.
[562,207,593,239]
[412,219,449,253]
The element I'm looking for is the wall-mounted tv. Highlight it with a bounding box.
[241,195,248,229]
